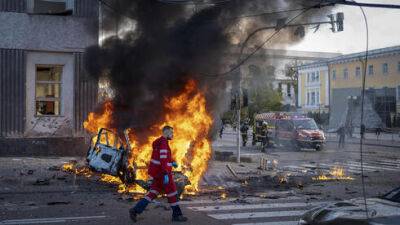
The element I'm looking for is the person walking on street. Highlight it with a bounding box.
[375,127,382,140]
[240,122,249,147]
[129,126,188,222]
[337,126,346,149]
[219,123,224,139]
[360,124,366,140]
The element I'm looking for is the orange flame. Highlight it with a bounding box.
[313,166,354,181]
[83,79,212,193]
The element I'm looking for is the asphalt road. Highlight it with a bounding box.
[1,130,399,225]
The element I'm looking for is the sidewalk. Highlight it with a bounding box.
[326,132,400,148]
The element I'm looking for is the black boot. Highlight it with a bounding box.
[171,205,188,222]
[172,215,188,222]
[129,208,137,222]
[129,198,150,222]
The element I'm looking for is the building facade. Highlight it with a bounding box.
[297,45,400,128]
[298,62,330,113]
[0,0,99,155]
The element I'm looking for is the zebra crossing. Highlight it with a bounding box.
[284,158,400,174]
[184,198,328,225]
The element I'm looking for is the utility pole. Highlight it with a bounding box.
[236,69,241,164]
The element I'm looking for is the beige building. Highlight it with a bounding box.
[298,45,400,128]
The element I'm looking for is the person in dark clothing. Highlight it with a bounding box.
[375,127,382,140]
[337,126,346,149]
[240,123,249,147]
[219,124,224,139]
[360,124,366,139]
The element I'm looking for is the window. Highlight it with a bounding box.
[28,0,74,15]
[311,72,315,82]
[398,62,400,73]
[277,120,293,131]
[316,91,320,105]
[355,67,361,78]
[398,86,400,101]
[311,92,316,106]
[316,71,320,82]
[307,92,310,105]
[307,73,310,83]
[368,65,374,76]
[382,63,388,75]
[343,68,349,79]
[287,84,291,97]
[35,65,62,116]
[332,70,336,80]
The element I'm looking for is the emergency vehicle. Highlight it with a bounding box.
[253,112,325,151]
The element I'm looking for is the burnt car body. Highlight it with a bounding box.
[86,128,189,196]
[299,187,400,225]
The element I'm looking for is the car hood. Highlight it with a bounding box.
[300,197,400,225]
[298,129,324,137]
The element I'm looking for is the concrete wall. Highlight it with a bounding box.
[0,12,97,52]
[25,51,74,137]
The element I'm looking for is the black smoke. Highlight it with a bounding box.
[84,0,331,141]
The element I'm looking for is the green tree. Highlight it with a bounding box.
[247,85,282,123]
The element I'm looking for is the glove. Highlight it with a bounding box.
[163,174,169,185]
[171,162,178,168]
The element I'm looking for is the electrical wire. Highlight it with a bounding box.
[157,0,233,5]
[201,3,327,78]
[356,0,370,220]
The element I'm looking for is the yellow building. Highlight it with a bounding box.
[298,46,400,128]
[298,62,330,113]
[329,46,400,128]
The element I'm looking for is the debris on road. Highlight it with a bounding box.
[33,178,50,186]
[47,201,70,205]
[48,165,61,171]
[226,164,240,180]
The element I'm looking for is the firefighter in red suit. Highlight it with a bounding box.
[129,126,188,222]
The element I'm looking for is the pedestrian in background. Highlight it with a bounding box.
[375,126,382,140]
[337,126,346,149]
[360,124,366,140]
[219,123,224,139]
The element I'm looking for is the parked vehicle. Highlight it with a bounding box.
[253,112,325,151]
[86,128,189,196]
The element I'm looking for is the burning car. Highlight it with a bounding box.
[299,187,400,225]
[86,128,190,196]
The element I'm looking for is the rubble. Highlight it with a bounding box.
[47,201,70,205]
[33,178,50,186]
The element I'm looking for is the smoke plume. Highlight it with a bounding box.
[85,0,332,141]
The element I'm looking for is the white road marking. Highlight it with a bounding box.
[180,197,302,205]
[188,202,328,212]
[208,210,306,220]
[0,216,106,225]
[346,162,399,171]
[232,221,298,225]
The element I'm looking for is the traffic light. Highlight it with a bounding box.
[336,12,344,32]
[294,25,305,37]
[230,93,236,110]
[327,14,336,32]
[327,12,344,32]
[275,18,287,31]
[242,89,248,107]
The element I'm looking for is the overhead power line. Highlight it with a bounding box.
[327,0,400,9]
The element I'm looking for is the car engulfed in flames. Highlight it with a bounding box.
[86,127,190,196]
[83,79,213,196]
